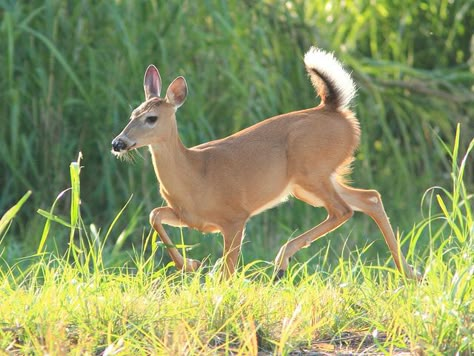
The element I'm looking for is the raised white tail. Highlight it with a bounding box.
[111,47,417,280]
[304,47,356,110]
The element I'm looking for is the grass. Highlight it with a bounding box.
[0,127,472,354]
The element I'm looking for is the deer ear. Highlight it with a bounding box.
[165,76,187,109]
[143,65,162,100]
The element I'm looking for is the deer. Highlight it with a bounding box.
[111,47,418,280]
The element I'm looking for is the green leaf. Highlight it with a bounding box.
[0,191,31,238]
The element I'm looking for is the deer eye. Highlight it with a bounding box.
[145,115,158,125]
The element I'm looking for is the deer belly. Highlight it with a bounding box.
[249,185,293,217]
[172,206,221,234]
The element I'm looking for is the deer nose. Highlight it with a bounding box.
[112,138,127,152]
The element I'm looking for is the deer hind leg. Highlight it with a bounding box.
[274,181,353,278]
[333,182,418,279]
[149,207,201,272]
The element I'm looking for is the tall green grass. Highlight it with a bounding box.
[0,127,472,354]
[0,1,472,263]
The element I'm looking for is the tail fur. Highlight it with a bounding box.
[304,47,356,111]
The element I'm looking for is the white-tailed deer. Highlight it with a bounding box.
[112,47,418,280]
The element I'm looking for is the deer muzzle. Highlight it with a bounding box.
[111,138,127,152]
[111,135,136,153]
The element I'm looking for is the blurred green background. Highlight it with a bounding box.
[0,0,472,267]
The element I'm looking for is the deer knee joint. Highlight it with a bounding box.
[149,208,162,226]
[367,190,382,205]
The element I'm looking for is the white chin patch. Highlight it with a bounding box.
[112,149,125,156]
[111,149,131,160]
[111,142,137,157]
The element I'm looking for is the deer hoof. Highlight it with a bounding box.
[273,269,286,282]
[183,258,201,272]
[407,265,423,282]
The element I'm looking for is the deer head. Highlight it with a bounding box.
[111,65,188,155]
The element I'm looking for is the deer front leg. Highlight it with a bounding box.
[221,224,245,279]
[149,207,201,272]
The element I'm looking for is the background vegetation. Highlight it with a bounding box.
[0,0,473,354]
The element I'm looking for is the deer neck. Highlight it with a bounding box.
[148,128,197,203]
